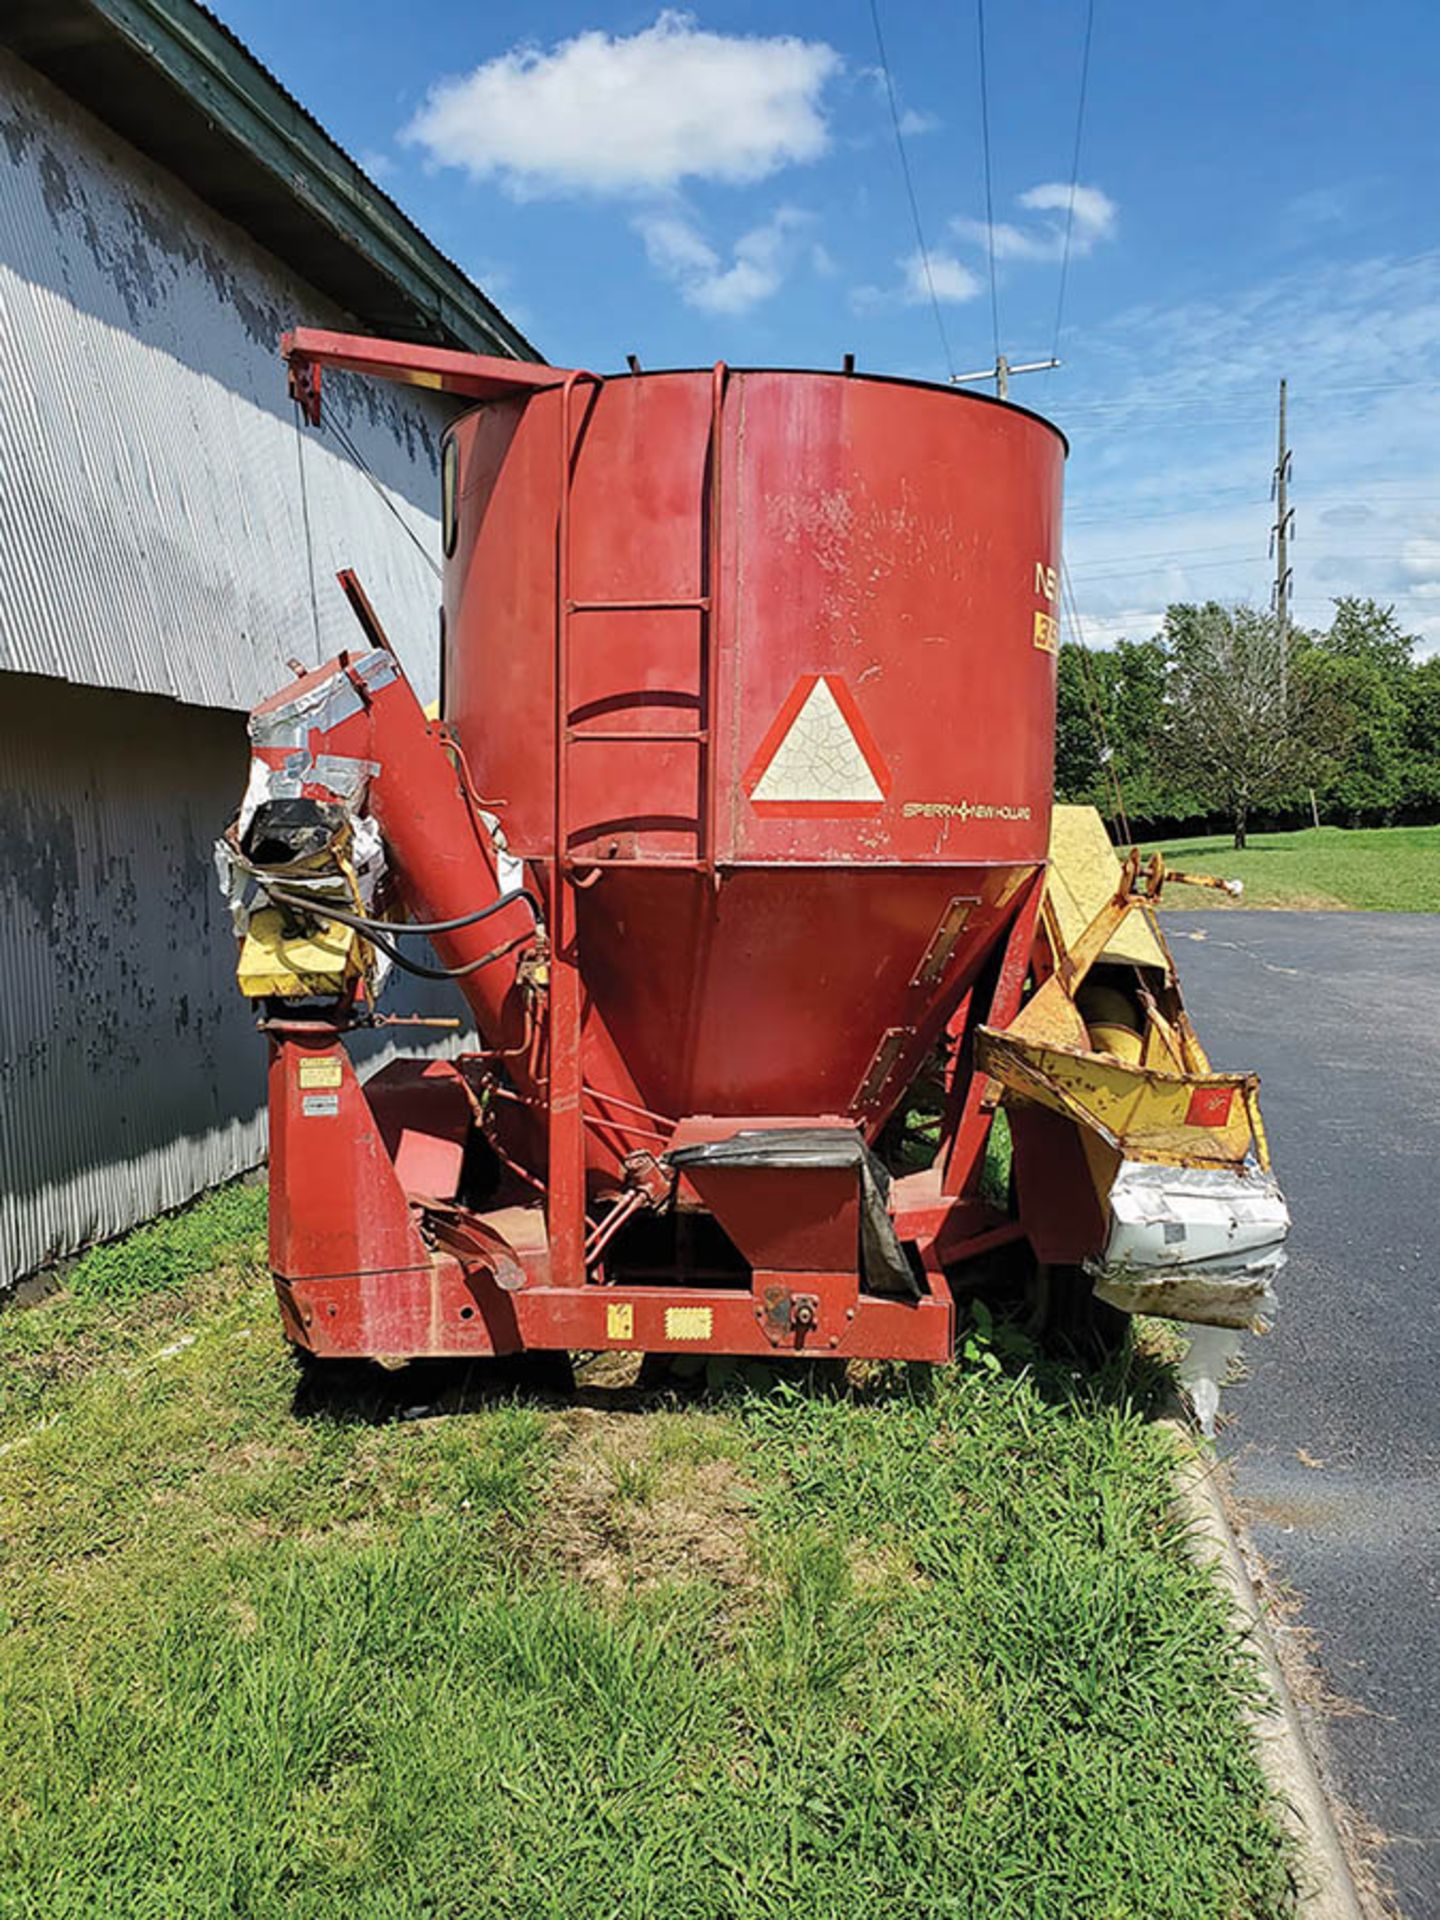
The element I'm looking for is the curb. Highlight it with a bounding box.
[1166,1418,1368,1920]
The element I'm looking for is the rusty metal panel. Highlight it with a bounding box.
[0,47,449,713]
[0,674,471,1288]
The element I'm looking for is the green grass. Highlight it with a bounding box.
[1150,822,1440,912]
[0,1181,268,1439]
[0,1206,1293,1920]
[65,1179,268,1303]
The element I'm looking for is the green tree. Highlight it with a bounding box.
[1403,654,1440,810]
[1160,602,1345,848]
[1105,635,1182,822]
[1055,636,1184,828]
[1304,598,1419,824]
[1055,643,1105,806]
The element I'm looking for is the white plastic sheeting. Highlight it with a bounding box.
[1089,1159,1290,1329]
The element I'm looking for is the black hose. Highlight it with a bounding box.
[257,882,540,982]
[359,927,531,981]
[261,882,542,940]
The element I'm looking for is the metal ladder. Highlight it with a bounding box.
[554,363,727,878]
[545,364,728,1282]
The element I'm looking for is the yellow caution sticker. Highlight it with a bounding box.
[298,1056,343,1089]
[1033,610,1060,653]
[664,1306,713,1342]
[606,1302,635,1342]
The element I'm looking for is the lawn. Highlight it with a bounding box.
[0,1186,1293,1920]
[1150,822,1440,912]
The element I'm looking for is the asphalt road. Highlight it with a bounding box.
[1174,910,1440,1919]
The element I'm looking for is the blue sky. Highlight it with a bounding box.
[223,0,1440,652]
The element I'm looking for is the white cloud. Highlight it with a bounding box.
[855,182,1112,315]
[1021,182,1117,245]
[1068,606,1167,651]
[857,67,938,139]
[851,247,981,313]
[953,181,1117,264]
[1400,536,1440,582]
[905,250,981,305]
[403,11,842,197]
[1286,185,1354,234]
[636,207,813,314]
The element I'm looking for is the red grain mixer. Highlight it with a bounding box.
[219,332,1288,1373]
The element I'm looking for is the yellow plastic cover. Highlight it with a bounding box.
[236,906,362,1000]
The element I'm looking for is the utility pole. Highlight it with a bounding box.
[951,353,1060,400]
[1270,376,1294,704]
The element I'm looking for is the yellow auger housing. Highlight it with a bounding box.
[979,806,1288,1331]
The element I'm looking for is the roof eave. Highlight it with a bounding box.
[0,0,542,362]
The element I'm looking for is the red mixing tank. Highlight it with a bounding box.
[229,335,1067,1365]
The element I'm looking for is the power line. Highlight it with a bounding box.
[1068,557,1274,584]
[975,0,1001,367]
[1050,0,1096,363]
[1072,556,1426,593]
[1070,540,1268,568]
[866,0,955,379]
[1065,485,1440,527]
[1054,375,1440,417]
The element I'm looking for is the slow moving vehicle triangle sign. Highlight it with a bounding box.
[744,673,891,817]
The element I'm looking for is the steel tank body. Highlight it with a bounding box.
[444,369,1065,1143]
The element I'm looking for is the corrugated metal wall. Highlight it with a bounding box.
[0,678,262,1276]
[0,52,481,1284]
[0,674,472,1284]
[0,47,450,710]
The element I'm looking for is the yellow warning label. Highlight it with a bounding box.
[664,1306,713,1342]
[606,1302,634,1342]
[298,1057,343,1089]
[1033,610,1060,653]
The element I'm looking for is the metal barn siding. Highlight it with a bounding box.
[0,675,262,1278]
[0,44,493,1284]
[0,672,474,1286]
[0,46,451,712]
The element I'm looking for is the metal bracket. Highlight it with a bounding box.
[290,357,322,427]
[910,895,981,987]
[853,1026,909,1111]
[760,1285,821,1347]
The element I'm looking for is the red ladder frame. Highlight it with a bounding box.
[546,365,729,1281]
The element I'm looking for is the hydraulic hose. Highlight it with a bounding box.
[257,882,541,981]
[354,928,532,981]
